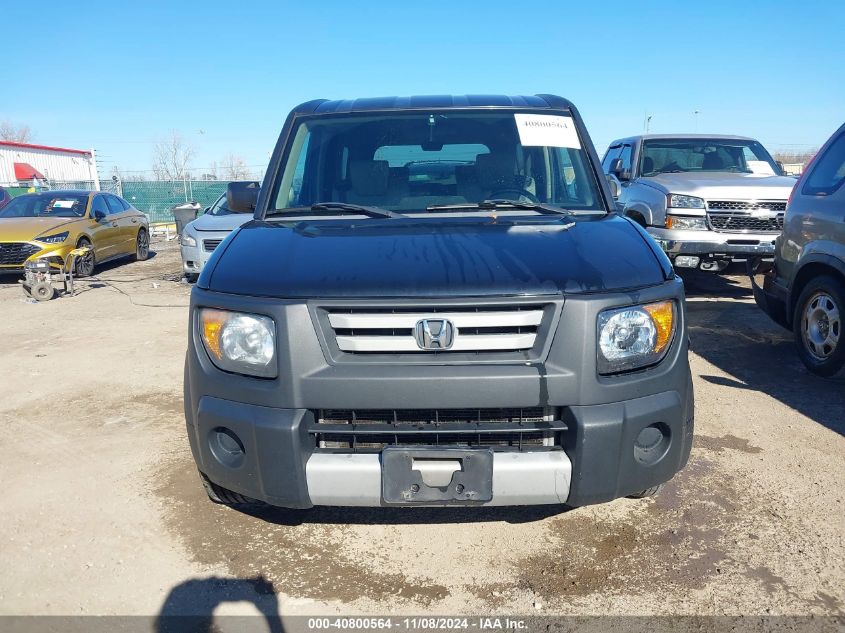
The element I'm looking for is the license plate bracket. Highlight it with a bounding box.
[381,448,493,504]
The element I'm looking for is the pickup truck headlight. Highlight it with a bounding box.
[199,309,277,378]
[667,194,705,209]
[182,233,197,248]
[597,301,676,375]
[36,231,69,244]
[665,215,707,230]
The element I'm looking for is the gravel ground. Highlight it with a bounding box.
[0,242,842,619]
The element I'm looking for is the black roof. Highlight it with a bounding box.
[294,94,575,115]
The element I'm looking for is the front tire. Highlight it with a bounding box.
[74,238,95,278]
[793,275,844,377]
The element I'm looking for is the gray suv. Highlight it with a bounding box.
[603,135,795,272]
[752,123,845,377]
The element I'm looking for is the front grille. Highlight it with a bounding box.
[0,242,41,266]
[203,239,223,252]
[320,407,547,425]
[706,200,786,234]
[312,407,564,451]
[325,305,546,354]
[707,200,787,212]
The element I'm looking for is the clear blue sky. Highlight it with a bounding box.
[3,0,842,177]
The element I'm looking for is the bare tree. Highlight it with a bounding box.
[152,131,195,180]
[0,120,34,142]
[772,148,818,165]
[221,154,252,180]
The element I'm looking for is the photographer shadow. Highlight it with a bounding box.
[156,575,283,633]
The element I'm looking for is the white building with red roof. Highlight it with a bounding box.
[0,140,99,188]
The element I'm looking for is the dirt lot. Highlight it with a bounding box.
[0,239,843,619]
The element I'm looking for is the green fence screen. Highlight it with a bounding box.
[4,180,232,225]
[122,181,230,224]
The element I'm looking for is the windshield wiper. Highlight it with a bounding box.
[269,202,404,219]
[426,199,577,216]
[310,202,405,218]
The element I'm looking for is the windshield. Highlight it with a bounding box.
[267,110,605,215]
[0,193,89,218]
[640,139,780,176]
[207,194,235,216]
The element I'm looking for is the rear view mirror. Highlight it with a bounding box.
[227,181,260,213]
[606,174,622,200]
[609,158,629,180]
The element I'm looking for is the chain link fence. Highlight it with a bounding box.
[121,181,229,223]
[5,179,232,225]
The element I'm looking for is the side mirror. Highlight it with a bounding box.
[93,209,106,221]
[609,158,630,181]
[227,181,260,213]
[776,160,786,176]
[606,174,623,200]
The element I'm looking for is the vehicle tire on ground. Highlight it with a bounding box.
[185,273,199,284]
[31,282,55,302]
[75,238,95,278]
[134,228,150,262]
[199,471,265,507]
[627,484,663,499]
[793,275,845,378]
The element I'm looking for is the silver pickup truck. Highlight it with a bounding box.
[602,134,796,271]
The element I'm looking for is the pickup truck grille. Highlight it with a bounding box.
[325,305,546,354]
[312,407,564,451]
[0,242,41,266]
[203,239,223,252]
[706,200,786,233]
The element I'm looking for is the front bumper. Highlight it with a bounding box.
[0,240,74,275]
[181,231,230,275]
[184,279,694,509]
[748,258,791,329]
[185,389,692,509]
[648,227,778,259]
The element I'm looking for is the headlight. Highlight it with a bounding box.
[667,194,705,209]
[665,215,707,230]
[199,309,276,378]
[182,233,197,247]
[597,301,676,375]
[36,231,69,244]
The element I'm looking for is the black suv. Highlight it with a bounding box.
[184,95,694,511]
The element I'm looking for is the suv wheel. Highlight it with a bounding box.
[794,275,844,377]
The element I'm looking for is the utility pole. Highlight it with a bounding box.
[645,115,653,134]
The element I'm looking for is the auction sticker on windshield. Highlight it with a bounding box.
[514,114,581,149]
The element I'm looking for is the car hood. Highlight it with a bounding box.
[189,213,254,232]
[203,214,668,298]
[641,172,797,200]
[0,216,82,241]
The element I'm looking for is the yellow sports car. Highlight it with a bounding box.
[0,190,150,276]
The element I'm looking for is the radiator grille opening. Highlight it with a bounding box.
[313,407,562,452]
[319,407,547,425]
[0,243,41,266]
